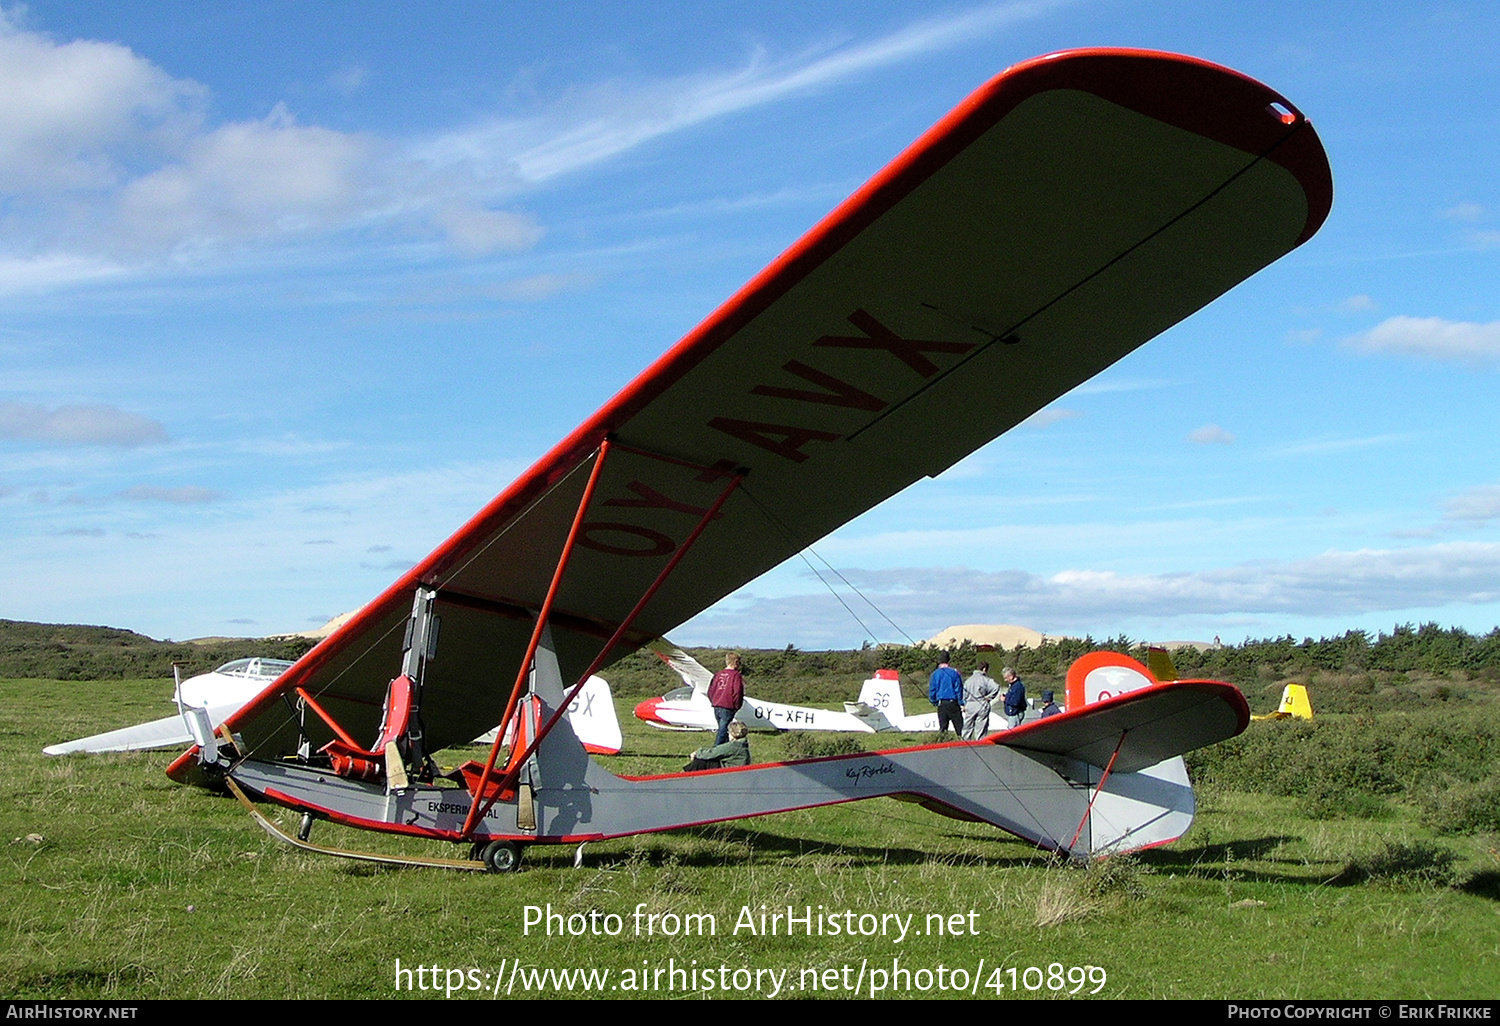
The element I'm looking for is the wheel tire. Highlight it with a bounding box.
[482,840,522,873]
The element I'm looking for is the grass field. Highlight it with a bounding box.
[3,675,1498,1000]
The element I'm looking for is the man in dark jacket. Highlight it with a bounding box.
[1001,667,1027,728]
[708,652,745,746]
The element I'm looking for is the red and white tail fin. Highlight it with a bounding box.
[474,675,622,754]
[1065,652,1160,711]
[566,676,623,754]
[846,669,905,730]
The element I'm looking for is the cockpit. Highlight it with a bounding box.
[215,658,296,680]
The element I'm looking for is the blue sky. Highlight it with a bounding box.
[2,1,1498,649]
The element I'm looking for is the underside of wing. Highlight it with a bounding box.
[996,680,1251,774]
[173,49,1331,779]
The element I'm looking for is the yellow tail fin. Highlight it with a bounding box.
[1252,683,1314,721]
[1145,646,1178,682]
[1277,683,1313,719]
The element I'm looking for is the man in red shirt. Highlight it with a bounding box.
[708,652,745,746]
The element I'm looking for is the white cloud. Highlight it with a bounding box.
[1443,483,1500,524]
[0,3,1059,280]
[1265,433,1409,458]
[327,65,367,98]
[1345,315,1500,368]
[0,11,204,192]
[3,456,531,636]
[1070,377,1175,395]
[681,543,1500,646]
[1187,424,1235,445]
[114,104,376,252]
[117,485,221,503]
[1336,294,1377,313]
[1440,202,1484,223]
[422,1,1062,184]
[0,252,127,294]
[427,202,544,257]
[0,401,168,446]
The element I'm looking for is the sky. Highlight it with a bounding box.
[2,1,1498,650]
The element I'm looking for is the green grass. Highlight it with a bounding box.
[3,677,1498,999]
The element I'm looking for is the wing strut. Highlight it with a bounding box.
[457,439,616,838]
[461,456,747,838]
[1066,729,1128,855]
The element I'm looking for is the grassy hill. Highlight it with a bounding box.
[0,619,315,681]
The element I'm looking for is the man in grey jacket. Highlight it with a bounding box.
[962,661,999,739]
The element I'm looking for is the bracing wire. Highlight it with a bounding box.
[739,482,919,650]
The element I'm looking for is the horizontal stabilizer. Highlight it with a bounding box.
[45,702,241,756]
[998,680,1248,774]
[843,702,895,732]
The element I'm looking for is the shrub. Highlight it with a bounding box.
[1419,773,1500,835]
[1330,840,1459,889]
[781,733,866,759]
[1298,780,1390,821]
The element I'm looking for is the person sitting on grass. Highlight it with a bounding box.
[684,720,751,771]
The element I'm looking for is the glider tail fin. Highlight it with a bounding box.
[845,669,905,730]
[1251,683,1314,721]
[1277,683,1313,719]
[1065,651,1160,711]
[569,676,624,754]
[1145,646,1179,682]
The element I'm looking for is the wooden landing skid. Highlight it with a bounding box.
[226,776,486,872]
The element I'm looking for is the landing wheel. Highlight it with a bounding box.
[481,840,523,873]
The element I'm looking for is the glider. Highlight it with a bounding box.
[167,49,1331,868]
[633,642,945,733]
[635,646,1010,735]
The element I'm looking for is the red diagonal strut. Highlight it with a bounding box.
[467,468,745,832]
[1067,729,1128,855]
[457,439,613,839]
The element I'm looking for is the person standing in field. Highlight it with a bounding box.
[1001,666,1027,728]
[708,651,745,746]
[928,651,964,738]
[962,661,999,739]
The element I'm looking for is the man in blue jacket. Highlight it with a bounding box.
[928,651,963,738]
